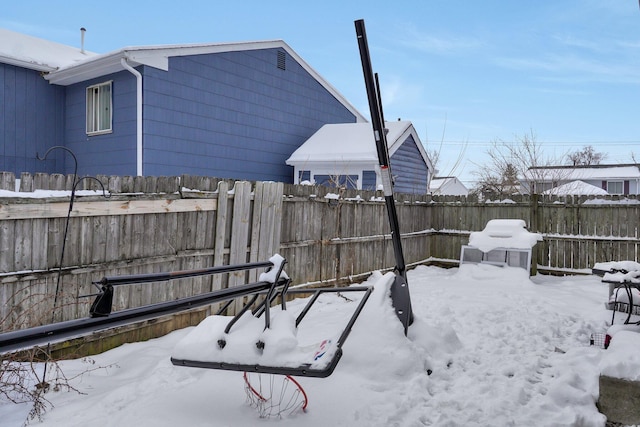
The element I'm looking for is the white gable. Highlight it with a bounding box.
[429,176,468,196]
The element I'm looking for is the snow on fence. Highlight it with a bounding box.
[1,172,640,332]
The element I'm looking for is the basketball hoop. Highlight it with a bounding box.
[243,371,308,418]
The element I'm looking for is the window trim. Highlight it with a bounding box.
[86,80,113,136]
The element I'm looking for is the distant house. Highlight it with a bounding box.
[429,176,468,196]
[286,120,433,194]
[522,164,640,195]
[0,28,365,181]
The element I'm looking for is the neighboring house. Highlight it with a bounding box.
[522,164,640,194]
[286,120,433,194]
[0,28,366,181]
[429,176,468,196]
[522,164,640,195]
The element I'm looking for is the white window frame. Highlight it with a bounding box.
[86,81,113,135]
[607,180,623,195]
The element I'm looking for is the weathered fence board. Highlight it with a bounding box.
[0,198,217,220]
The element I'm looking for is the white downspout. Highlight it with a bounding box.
[121,57,143,176]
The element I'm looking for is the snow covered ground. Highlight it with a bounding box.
[2,263,629,426]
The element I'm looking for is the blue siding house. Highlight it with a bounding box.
[286,121,433,194]
[1,28,365,181]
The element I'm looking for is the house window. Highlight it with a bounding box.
[298,170,310,183]
[86,81,112,135]
[607,180,623,195]
[314,174,358,189]
[362,170,377,190]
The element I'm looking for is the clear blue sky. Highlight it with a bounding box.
[4,1,640,186]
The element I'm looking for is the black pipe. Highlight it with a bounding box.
[0,280,274,354]
[93,261,274,286]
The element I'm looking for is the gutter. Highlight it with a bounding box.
[120,57,143,176]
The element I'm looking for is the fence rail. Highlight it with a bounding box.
[1,172,640,332]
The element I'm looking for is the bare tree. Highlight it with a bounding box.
[424,115,468,186]
[1,283,111,424]
[567,145,606,166]
[472,130,568,196]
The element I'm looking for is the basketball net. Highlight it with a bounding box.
[243,371,308,418]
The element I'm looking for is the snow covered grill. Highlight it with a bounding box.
[460,219,542,274]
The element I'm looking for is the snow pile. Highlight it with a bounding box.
[609,287,640,306]
[468,219,542,252]
[594,260,640,274]
[600,331,640,381]
[542,180,608,196]
[1,265,615,426]
[603,270,640,285]
[0,189,109,199]
[258,253,289,282]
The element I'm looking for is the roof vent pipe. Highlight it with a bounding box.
[80,27,86,54]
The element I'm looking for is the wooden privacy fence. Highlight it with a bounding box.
[2,172,640,333]
[424,194,640,271]
[0,177,284,332]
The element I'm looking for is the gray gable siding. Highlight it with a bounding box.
[390,134,429,194]
[0,63,66,175]
[63,70,138,176]
[142,48,357,181]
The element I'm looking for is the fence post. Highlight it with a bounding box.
[0,172,15,191]
[529,193,540,275]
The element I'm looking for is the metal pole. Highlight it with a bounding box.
[93,261,274,287]
[0,280,275,354]
[355,19,413,334]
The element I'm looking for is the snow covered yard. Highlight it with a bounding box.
[2,264,620,426]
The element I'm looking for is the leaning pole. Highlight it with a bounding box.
[355,19,414,335]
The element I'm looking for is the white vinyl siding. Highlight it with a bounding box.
[86,81,112,135]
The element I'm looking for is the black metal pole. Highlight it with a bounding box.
[355,19,413,334]
[0,280,275,354]
[93,261,274,286]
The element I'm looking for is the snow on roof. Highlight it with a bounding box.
[542,180,609,196]
[468,219,542,252]
[286,121,423,164]
[429,177,446,190]
[0,27,96,71]
[524,165,640,181]
[429,176,468,195]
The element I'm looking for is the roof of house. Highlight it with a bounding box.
[286,120,432,168]
[0,28,366,122]
[429,178,446,190]
[523,164,640,181]
[429,176,466,189]
[542,180,609,196]
[429,176,469,195]
[0,28,97,71]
